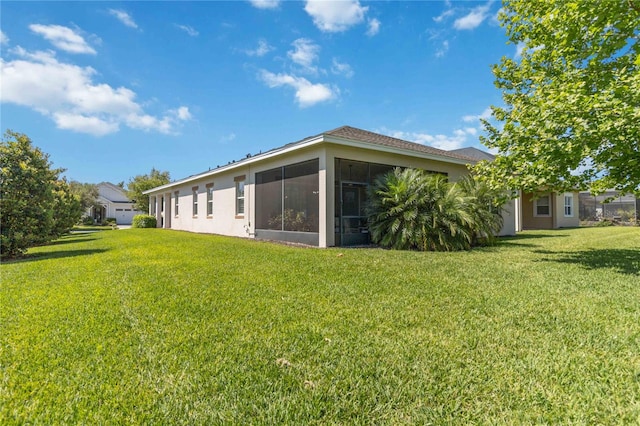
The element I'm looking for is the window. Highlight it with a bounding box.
[151,197,156,215]
[255,159,319,233]
[174,191,179,216]
[206,183,214,216]
[161,196,164,212]
[534,194,550,217]
[192,186,199,217]
[564,193,573,217]
[235,176,245,217]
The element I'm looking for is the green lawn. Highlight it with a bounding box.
[1,227,639,424]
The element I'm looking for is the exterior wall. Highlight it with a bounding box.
[144,141,520,246]
[521,192,553,229]
[147,145,327,244]
[499,198,517,236]
[324,143,473,247]
[88,183,143,225]
[554,192,580,228]
[520,191,579,230]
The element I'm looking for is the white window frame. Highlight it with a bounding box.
[174,191,179,217]
[564,193,574,217]
[192,187,199,217]
[206,184,214,217]
[235,176,245,217]
[533,194,551,217]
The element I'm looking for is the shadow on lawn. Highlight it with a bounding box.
[498,233,568,247]
[536,248,640,276]
[3,248,108,264]
[47,234,98,246]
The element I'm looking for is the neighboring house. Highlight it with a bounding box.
[579,190,639,223]
[144,126,517,247]
[515,191,580,230]
[452,147,580,231]
[88,182,144,225]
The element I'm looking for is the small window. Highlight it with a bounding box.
[174,191,179,216]
[206,183,214,216]
[161,196,164,212]
[564,193,573,217]
[235,176,245,217]
[192,186,199,217]
[534,195,550,217]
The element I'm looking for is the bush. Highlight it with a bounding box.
[80,216,95,226]
[132,214,157,228]
[366,168,507,251]
[103,218,117,226]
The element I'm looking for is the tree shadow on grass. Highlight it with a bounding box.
[497,233,569,248]
[46,234,98,246]
[536,248,640,276]
[2,249,109,264]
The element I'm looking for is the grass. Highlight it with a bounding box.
[1,227,639,424]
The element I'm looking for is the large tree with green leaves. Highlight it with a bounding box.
[477,0,639,195]
[1,131,82,257]
[127,168,171,212]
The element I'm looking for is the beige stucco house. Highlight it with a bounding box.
[144,126,518,247]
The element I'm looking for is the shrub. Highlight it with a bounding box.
[103,218,117,226]
[132,214,157,228]
[366,168,507,251]
[80,216,95,226]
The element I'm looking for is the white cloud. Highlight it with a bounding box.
[176,24,199,37]
[29,24,96,55]
[219,132,236,144]
[1,30,9,45]
[366,18,380,36]
[304,0,368,33]
[259,70,335,108]
[245,39,274,57]
[453,2,491,30]
[331,58,354,78]
[435,40,449,58]
[288,38,320,74]
[462,107,492,123]
[378,127,479,151]
[433,8,455,23]
[0,47,190,136]
[53,112,118,136]
[249,0,280,9]
[108,9,139,29]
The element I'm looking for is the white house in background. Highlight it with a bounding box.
[143,126,517,247]
[88,182,144,225]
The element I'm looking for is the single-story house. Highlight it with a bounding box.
[88,182,145,225]
[144,126,519,247]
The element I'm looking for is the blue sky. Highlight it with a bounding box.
[1,1,516,184]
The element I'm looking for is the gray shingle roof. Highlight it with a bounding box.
[324,126,476,162]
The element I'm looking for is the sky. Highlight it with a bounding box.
[0,0,517,185]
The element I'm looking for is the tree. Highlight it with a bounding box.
[477,0,640,195]
[1,131,60,256]
[127,168,170,212]
[50,179,83,238]
[68,181,99,213]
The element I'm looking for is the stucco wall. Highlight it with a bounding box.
[521,192,554,229]
[554,192,580,228]
[145,141,521,246]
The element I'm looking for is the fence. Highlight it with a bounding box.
[579,191,639,223]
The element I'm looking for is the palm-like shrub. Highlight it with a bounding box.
[456,174,506,246]
[366,168,506,251]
